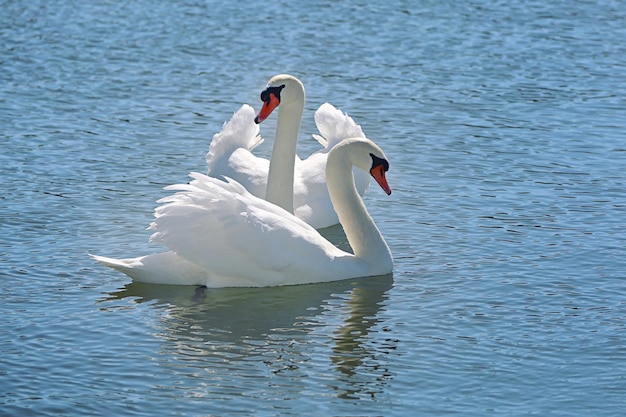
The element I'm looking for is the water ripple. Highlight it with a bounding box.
[2,0,626,415]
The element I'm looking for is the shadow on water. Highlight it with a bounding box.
[101,273,396,400]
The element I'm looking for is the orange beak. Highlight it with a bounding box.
[254,93,280,124]
[370,165,391,195]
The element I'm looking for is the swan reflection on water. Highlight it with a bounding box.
[101,273,396,400]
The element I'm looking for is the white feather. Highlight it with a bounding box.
[92,138,393,288]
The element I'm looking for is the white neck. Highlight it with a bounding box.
[265,89,304,213]
[326,147,392,268]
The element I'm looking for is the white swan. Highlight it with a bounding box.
[91,137,393,287]
[206,74,369,228]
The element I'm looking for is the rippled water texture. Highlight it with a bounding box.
[2,0,625,415]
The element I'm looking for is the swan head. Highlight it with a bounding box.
[369,153,391,195]
[254,74,305,124]
[331,137,392,196]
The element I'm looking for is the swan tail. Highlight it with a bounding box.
[314,103,365,150]
[90,252,209,285]
[90,253,139,276]
[206,104,263,173]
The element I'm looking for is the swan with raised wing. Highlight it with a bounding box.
[91,137,393,287]
[207,74,369,228]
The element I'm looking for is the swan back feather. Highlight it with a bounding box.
[206,105,263,173]
[149,172,349,286]
[313,103,365,150]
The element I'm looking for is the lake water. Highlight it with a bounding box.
[2,0,626,415]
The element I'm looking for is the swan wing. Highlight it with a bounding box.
[205,105,268,197]
[313,102,365,150]
[293,104,370,228]
[206,104,263,170]
[149,173,347,286]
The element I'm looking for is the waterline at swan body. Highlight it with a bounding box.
[91,137,393,287]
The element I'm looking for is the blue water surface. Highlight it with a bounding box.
[1,0,626,415]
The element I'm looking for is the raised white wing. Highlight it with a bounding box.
[205,105,268,198]
[149,172,349,286]
[313,102,365,150]
[206,104,263,170]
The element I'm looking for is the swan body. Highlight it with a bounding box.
[206,74,369,229]
[91,137,393,287]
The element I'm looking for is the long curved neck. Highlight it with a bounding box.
[326,152,391,264]
[265,95,304,213]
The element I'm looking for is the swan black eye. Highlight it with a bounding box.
[260,84,286,103]
[369,153,389,172]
